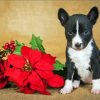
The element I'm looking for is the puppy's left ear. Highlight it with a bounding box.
[87,6,99,25]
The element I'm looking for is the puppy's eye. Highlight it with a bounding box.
[84,31,89,35]
[67,32,73,35]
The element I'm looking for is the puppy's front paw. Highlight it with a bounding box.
[60,80,73,94]
[72,80,80,88]
[91,88,100,94]
[60,86,73,94]
[91,79,100,94]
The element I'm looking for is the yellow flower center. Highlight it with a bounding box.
[22,59,32,71]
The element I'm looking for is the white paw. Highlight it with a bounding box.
[91,88,100,94]
[72,80,80,88]
[60,80,73,94]
[91,79,100,94]
[60,86,73,94]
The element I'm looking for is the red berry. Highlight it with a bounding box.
[3,45,8,50]
[5,43,9,46]
[11,47,15,52]
[9,44,15,49]
[2,42,10,50]
[10,40,15,44]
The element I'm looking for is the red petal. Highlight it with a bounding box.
[21,46,42,67]
[42,54,56,65]
[34,61,54,70]
[0,63,8,88]
[15,71,30,87]
[5,67,29,86]
[21,46,33,60]
[19,78,50,95]
[0,79,8,89]
[36,70,54,80]
[8,54,26,68]
[0,73,4,79]
[47,75,64,88]
[0,62,4,72]
[19,86,35,94]
[29,50,42,67]
[3,60,9,70]
[28,71,45,92]
[39,90,51,95]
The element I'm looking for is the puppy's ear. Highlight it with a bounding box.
[87,6,99,25]
[58,8,69,26]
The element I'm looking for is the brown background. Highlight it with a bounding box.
[0,0,100,100]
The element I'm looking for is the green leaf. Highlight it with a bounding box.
[29,34,45,52]
[13,40,24,55]
[53,60,64,71]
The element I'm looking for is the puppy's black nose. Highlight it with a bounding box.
[75,43,81,48]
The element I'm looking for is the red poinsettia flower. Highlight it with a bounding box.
[0,60,8,88]
[5,46,64,95]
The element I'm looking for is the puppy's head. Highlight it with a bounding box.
[58,7,99,50]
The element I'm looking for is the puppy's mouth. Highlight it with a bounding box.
[72,47,84,51]
[72,45,85,51]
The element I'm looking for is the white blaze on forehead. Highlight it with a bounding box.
[72,20,82,48]
[76,20,79,33]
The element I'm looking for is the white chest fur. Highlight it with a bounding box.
[68,40,93,83]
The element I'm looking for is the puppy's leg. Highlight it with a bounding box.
[91,58,100,94]
[60,60,75,94]
[73,69,80,88]
[60,79,73,94]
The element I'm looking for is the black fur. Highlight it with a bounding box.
[90,41,100,79]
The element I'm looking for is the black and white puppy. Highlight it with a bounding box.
[58,7,100,94]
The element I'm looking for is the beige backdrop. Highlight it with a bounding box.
[0,1,100,100]
[0,0,100,63]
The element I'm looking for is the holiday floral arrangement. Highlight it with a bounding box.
[0,34,64,95]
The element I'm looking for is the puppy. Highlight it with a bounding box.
[58,7,100,94]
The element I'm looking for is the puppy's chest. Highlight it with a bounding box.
[68,45,93,82]
[69,51,91,69]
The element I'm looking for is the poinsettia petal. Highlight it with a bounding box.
[47,74,64,88]
[28,71,45,92]
[29,50,42,67]
[0,73,4,79]
[42,54,56,65]
[36,70,54,80]
[3,60,9,70]
[34,61,54,70]
[15,71,30,87]
[39,90,51,95]
[21,46,33,60]
[8,54,26,68]
[19,86,35,94]
[0,62,5,72]
[4,67,14,80]
[0,79,8,89]
[21,46,42,66]
[5,67,29,86]
[39,79,51,95]
[20,78,50,95]
[0,62,8,89]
